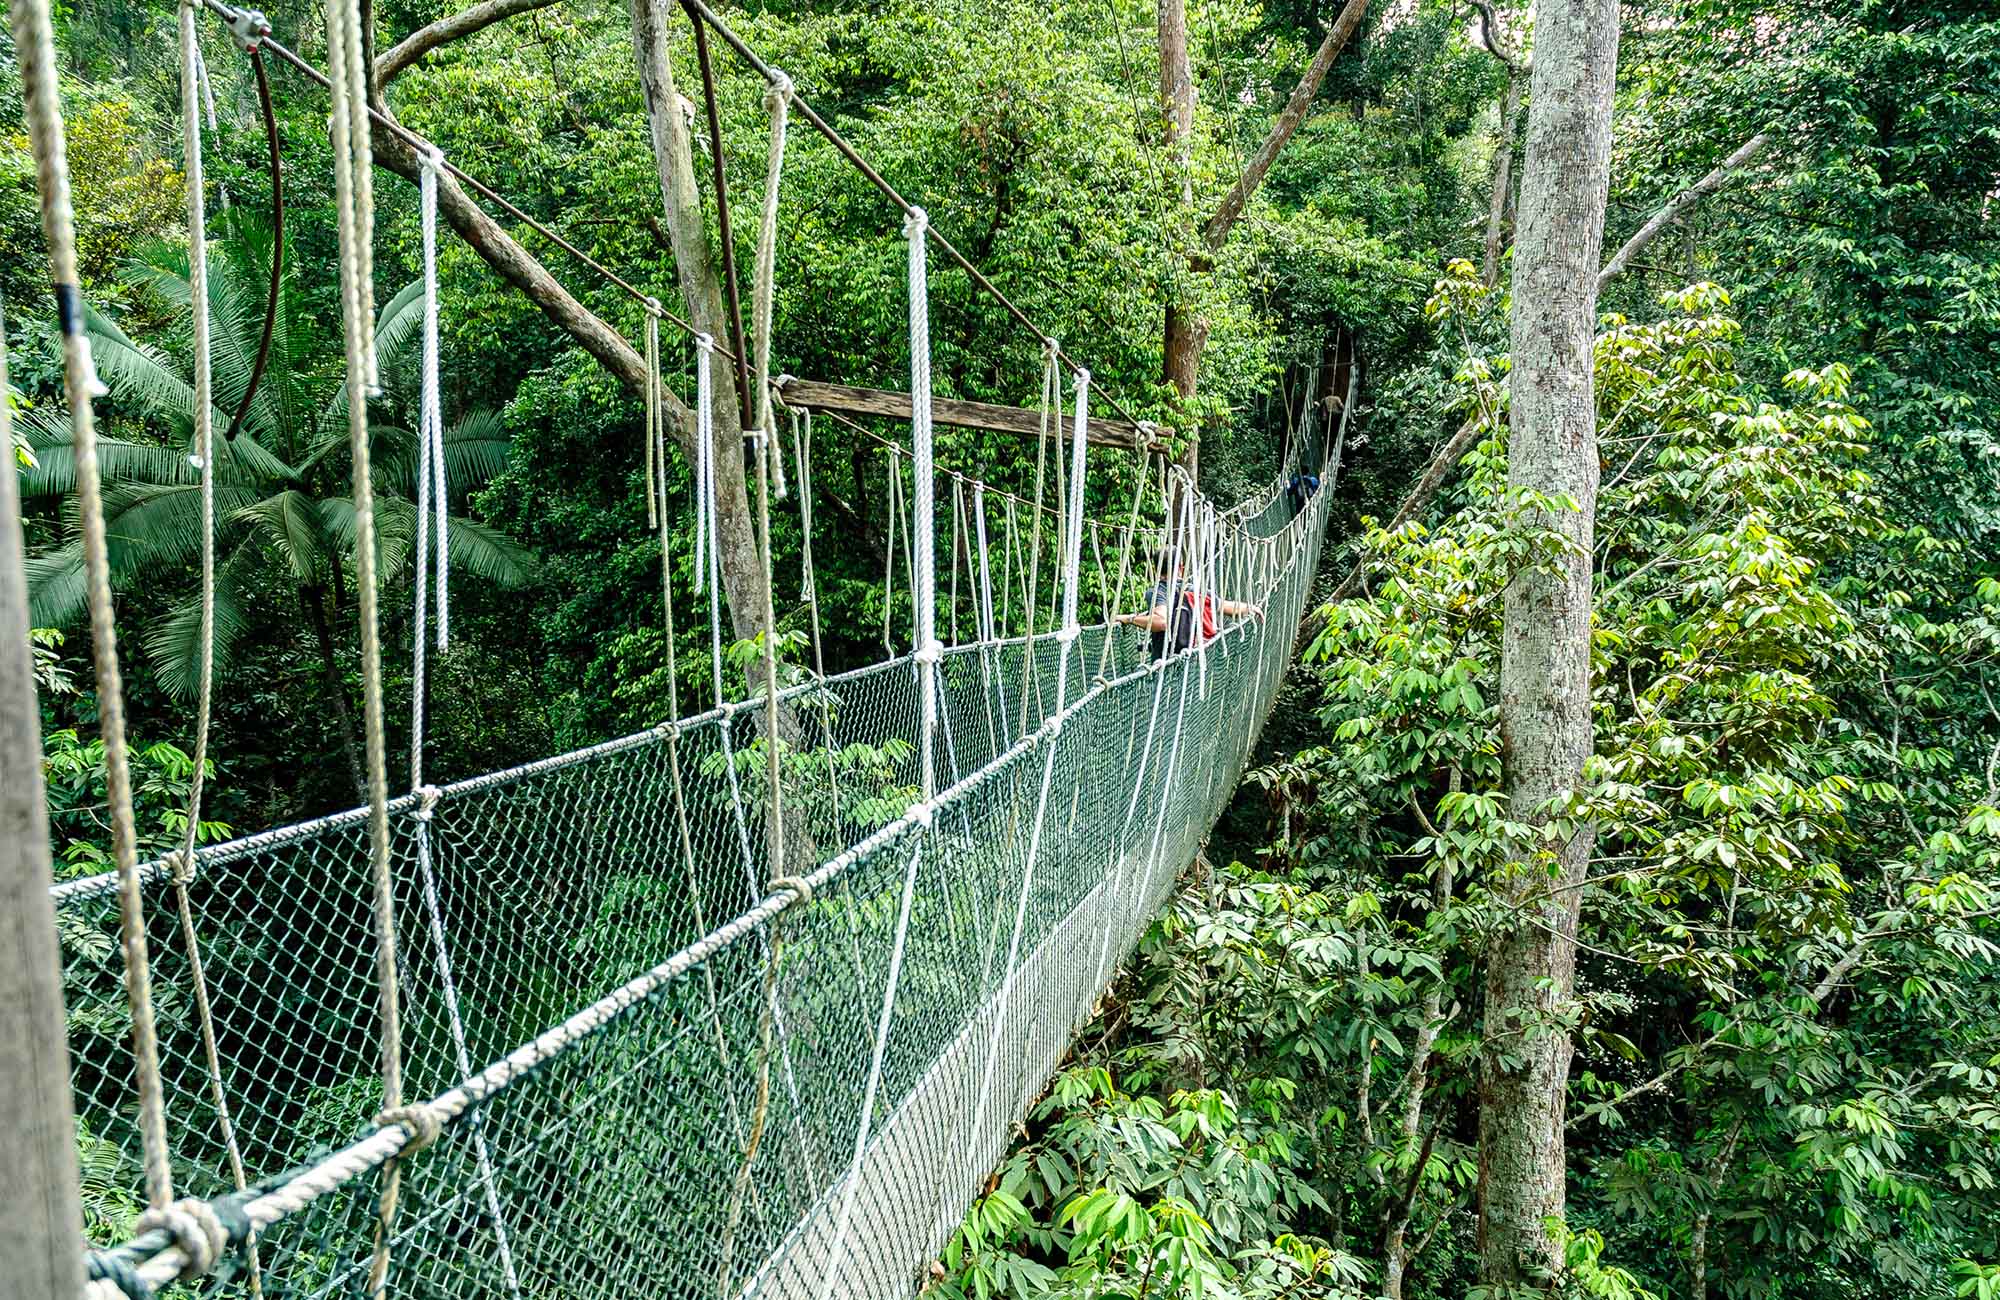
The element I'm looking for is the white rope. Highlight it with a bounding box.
[751,71,792,501]
[906,207,939,800]
[694,334,713,595]
[416,148,449,653]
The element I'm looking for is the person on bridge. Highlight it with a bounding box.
[1116,547,1262,659]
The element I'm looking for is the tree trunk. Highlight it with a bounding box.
[1481,71,1523,286]
[1,310,86,1300]
[1157,0,1193,199]
[1476,0,1618,1287]
[302,585,367,799]
[629,0,773,646]
[1162,0,1369,409]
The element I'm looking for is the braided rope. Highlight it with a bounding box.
[169,9,265,1291]
[11,0,172,1211]
[750,69,792,500]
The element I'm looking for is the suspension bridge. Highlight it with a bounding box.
[4,0,1344,1294]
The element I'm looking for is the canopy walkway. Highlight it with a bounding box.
[56,455,1332,1299]
[8,0,1342,1292]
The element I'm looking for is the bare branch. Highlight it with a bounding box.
[375,0,564,88]
[1202,0,1370,252]
[1468,0,1522,72]
[1598,133,1770,290]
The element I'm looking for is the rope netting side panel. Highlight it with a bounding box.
[57,437,1332,1300]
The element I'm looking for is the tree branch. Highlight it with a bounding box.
[1201,0,1370,252]
[375,0,564,88]
[1328,413,1482,602]
[1597,133,1770,290]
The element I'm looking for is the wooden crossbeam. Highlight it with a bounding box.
[776,377,1166,455]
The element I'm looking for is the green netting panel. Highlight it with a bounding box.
[60,440,1331,1300]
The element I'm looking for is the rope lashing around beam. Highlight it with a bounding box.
[169,8,265,1290]
[10,0,170,1215]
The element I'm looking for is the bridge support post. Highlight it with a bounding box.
[0,303,86,1300]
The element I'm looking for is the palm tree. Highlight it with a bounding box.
[20,217,531,790]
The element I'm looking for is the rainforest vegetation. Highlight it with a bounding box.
[6,0,1999,1295]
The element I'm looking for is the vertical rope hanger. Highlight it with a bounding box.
[405,142,521,1299]
[11,0,176,1221]
[166,6,265,1289]
[749,69,792,500]
[320,0,413,1285]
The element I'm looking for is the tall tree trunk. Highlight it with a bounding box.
[629,0,773,646]
[302,585,368,800]
[1481,71,1523,286]
[1476,0,1618,1287]
[1158,0,1193,201]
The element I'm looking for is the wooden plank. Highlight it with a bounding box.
[776,378,1165,454]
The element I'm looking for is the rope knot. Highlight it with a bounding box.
[164,847,193,885]
[769,875,814,906]
[413,784,442,823]
[376,1104,444,1154]
[903,206,928,240]
[85,1251,154,1300]
[419,143,445,173]
[134,1198,228,1282]
[913,639,945,666]
[908,800,934,829]
[644,296,664,319]
[764,69,795,109]
[695,331,716,354]
[1056,624,1082,645]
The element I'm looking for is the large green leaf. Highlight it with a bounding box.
[143,546,267,701]
[230,490,336,587]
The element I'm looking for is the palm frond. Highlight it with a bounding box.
[230,490,336,586]
[18,439,194,499]
[100,480,260,579]
[322,281,424,433]
[144,547,264,702]
[81,300,200,428]
[26,542,88,629]
[444,410,513,488]
[321,495,419,588]
[443,514,535,588]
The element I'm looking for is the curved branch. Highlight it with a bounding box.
[1598,133,1770,290]
[375,0,563,88]
[1202,0,1371,252]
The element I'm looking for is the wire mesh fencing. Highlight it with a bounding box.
[57,440,1332,1300]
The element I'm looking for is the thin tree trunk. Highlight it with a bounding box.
[629,0,773,647]
[302,585,367,799]
[1161,0,1367,408]
[1,308,86,1300]
[1382,782,1457,1299]
[1477,0,1619,1287]
[1481,72,1523,286]
[1158,0,1193,200]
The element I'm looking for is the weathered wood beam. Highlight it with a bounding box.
[777,377,1166,454]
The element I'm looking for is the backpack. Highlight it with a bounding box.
[1165,589,1217,652]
